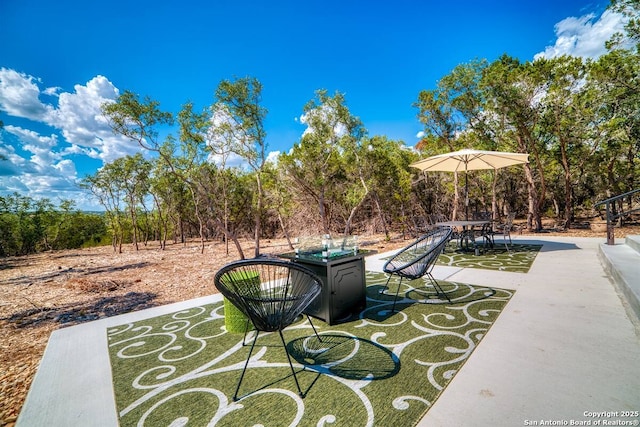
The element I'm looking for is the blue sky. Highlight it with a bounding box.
[0,0,629,210]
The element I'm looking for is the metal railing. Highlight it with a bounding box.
[594,188,640,245]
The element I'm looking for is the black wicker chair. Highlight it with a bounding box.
[214,258,323,400]
[381,226,453,312]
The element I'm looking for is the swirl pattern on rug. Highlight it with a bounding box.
[437,243,542,273]
[108,271,513,427]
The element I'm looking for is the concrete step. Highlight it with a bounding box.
[626,234,640,254]
[598,235,640,322]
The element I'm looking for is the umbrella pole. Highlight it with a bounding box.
[465,164,469,220]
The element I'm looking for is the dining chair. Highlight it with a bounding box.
[214,258,323,400]
[380,226,453,312]
[490,213,517,251]
[473,211,493,221]
[475,221,496,252]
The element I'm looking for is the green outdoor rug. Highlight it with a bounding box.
[438,243,542,273]
[107,271,514,426]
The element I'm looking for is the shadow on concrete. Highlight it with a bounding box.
[516,239,580,252]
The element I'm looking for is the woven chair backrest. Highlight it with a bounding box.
[494,212,516,232]
[383,226,452,280]
[214,259,322,332]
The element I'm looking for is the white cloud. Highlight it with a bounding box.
[0,69,140,209]
[52,75,131,162]
[0,175,30,193]
[43,86,61,96]
[61,143,102,159]
[5,125,58,149]
[1,71,132,163]
[416,131,425,139]
[266,150,280,165]
[54,159,78,177]
[0,68,54,120]
[0,140,27,176]
[535,10,631,60]
[2,125,80,200]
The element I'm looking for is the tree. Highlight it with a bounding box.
[536,55,593,227]
[175,101,215,252]
[588,47,640,218]
[280,90,365,234]
[359,135,416,239]
[480,55,546,230]
[414,66,469,220]
[213,77,268,257]
[102,93,214,253]
[149,158,186,248]
[0,193,107,255]
[49,200,106,250]
[415,59,519,221]
[610,0,640,47]
[82,164,128,252]
[122,154,152,249]
[262,162,296,249]
[0,193,42,255]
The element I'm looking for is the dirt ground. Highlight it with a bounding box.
[1,224,637,426]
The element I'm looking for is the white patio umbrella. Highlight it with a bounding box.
[410,148,529,219]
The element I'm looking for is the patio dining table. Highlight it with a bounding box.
[436,220,490,254]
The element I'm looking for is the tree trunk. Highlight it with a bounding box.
[491,170,498,222]
[452,172,460,220]
[562,154,573,229]
[254,173,263,258]
[151,194,167,250]
[373,194,389,240]
[523,163,542,231]
[344,184,369,236]
[319,186,329,234]
[129,199,139,251]
[277,211,294,250]
[213,217,245,259]
[186,186,206,254]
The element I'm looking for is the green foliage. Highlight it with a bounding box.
[54,211,107,249]
[101,91,174,150]
[0,193,108,256]
[279,90,368,234]
[13,3,637,256]
[610,0,640,47]
[213,76,268,169]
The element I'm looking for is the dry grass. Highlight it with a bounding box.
[1,225,637,426]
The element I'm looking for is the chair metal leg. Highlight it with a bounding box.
[427,272,452,303]
[381,274,401,312]
[391,277,403,313]
[234,322,318,400]
[483,232,494,249]
[241,318,251,346]
[234,330,260,401]
[380,275,392,295]
[504,231,512,253]
[306,315,322,343]
[278,329,304,397]
[459,230,475,252]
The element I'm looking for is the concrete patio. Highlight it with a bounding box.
[17,235,640,426]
